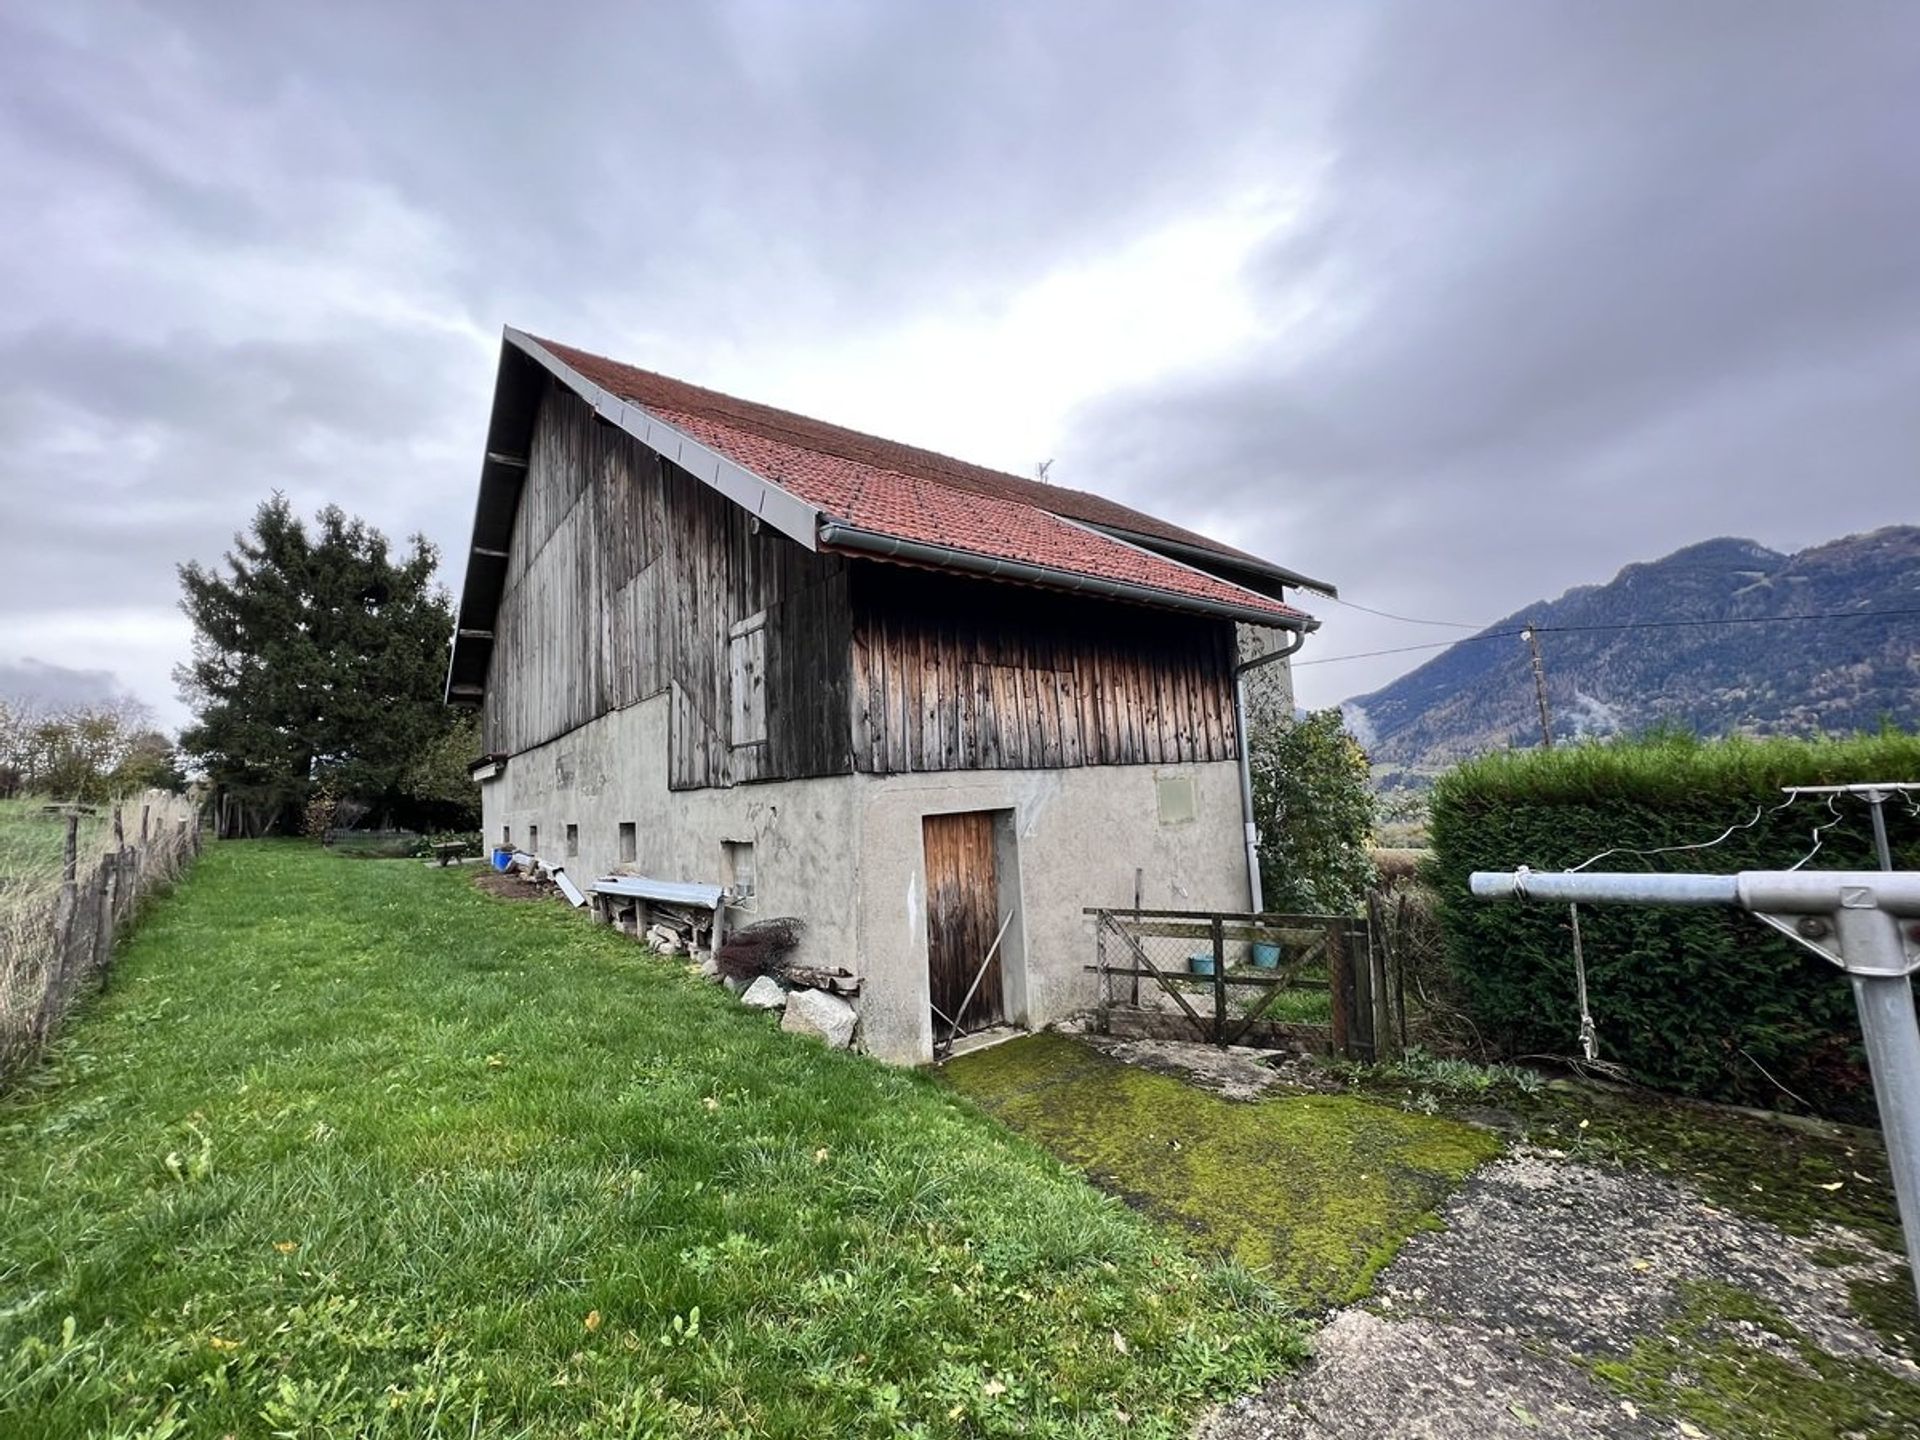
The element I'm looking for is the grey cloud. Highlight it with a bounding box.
[0,326,487,620]
[0,659,131,710]
[3,0,1915,725]
[1062,2,1920,702]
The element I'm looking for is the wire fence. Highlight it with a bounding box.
[0,791,202,1080]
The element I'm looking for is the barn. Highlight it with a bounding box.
[446,328,1331,1063]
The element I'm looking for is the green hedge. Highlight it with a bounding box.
[1427,730,1920,1119]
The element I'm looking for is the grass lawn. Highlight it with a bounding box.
[0,842,1306,1439]
[941,1034,1499,1309]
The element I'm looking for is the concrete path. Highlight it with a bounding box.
[1199,1151,1917,1440]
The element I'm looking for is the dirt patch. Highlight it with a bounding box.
[470,869,554,902]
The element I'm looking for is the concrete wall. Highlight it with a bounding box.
[1236,621,1298,718]
[483,693,1251,1064]
[481,696,864,968]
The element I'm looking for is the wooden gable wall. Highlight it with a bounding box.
[847,565,1241,774]
[482,380,853,788]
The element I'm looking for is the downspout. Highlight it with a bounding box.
[1234,627,1310,914]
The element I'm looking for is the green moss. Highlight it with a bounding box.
[1848,1269,1920,1365]
[1806,1244,1872,1268]
[941,1034,1499,1308]
[1589,1280,1920,1440]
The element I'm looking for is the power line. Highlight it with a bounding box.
[1318,594,1486,629]
[1293,633,1518,667]
[1294,606,1920,668]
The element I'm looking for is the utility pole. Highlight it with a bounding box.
[1472,831,1920,1309]
[1520,622,1553,748]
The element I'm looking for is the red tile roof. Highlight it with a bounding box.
[537,337,1310,626]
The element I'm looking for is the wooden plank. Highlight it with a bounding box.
[1101,1008,1331,1053]
[850,620,874,771]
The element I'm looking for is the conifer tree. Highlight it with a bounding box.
[177,495,471,834]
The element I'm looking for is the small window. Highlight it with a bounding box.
[565,823,579,857]
[724,839,756,898]
[528,823,539,855]
[502,825,512,847]
[618,822,637,865]
[1155,775,1197,825]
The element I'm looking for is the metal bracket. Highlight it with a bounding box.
[1750,910,1920,977]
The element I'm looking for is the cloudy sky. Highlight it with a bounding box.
[3,1,1914,729]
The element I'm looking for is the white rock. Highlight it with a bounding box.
[740,975,788,1010]
[780,988,857,1049]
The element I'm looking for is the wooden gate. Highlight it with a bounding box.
[924,811,1003,1034]
[1086,908,1394,1060]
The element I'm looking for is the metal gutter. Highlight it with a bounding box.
[816,522,1316,632]
[503,328,822,551]
[1082,522,1339,599]
[1233,628,1310,913]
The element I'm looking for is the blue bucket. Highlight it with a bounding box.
[491,847,514,872]
[1187,951,1217,977]
[1251,941,1282,970]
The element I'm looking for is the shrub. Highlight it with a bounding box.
[1249,708,1376,915]
[1427,728,1920,1119]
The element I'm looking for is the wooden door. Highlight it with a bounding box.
[923,811,1003,1033]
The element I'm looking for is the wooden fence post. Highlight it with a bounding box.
[1328,920,1350,1058]
[1349,920,1376,1063]
[93,862,117,975]
[1095,911,1110,1034]
[1364,902,1397,1062]
[1131,869,1143,1009]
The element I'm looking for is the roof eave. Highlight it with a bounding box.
[817,521,1318,633]
[1081,522,1339,599]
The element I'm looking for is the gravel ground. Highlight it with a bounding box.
[1198,1149,1917,1440]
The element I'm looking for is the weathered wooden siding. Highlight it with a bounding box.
[848,565,1240,773]
[483,380,852,787]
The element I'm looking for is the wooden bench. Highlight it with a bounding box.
[430,842,472,866]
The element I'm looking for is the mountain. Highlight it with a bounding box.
[1343,526,1920,778]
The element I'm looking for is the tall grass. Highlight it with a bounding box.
[0,790,199,1076]
[0,799,107,927]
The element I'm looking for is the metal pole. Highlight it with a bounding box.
[1840,905,1920,1302]
[1854,794,1919,1300]
[1869,792,1896,872]
[1472,864,1920,1309]
[1232,628,1310,915]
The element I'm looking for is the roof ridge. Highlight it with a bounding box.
[536,332,1077,495]
[531,333,1273,571]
